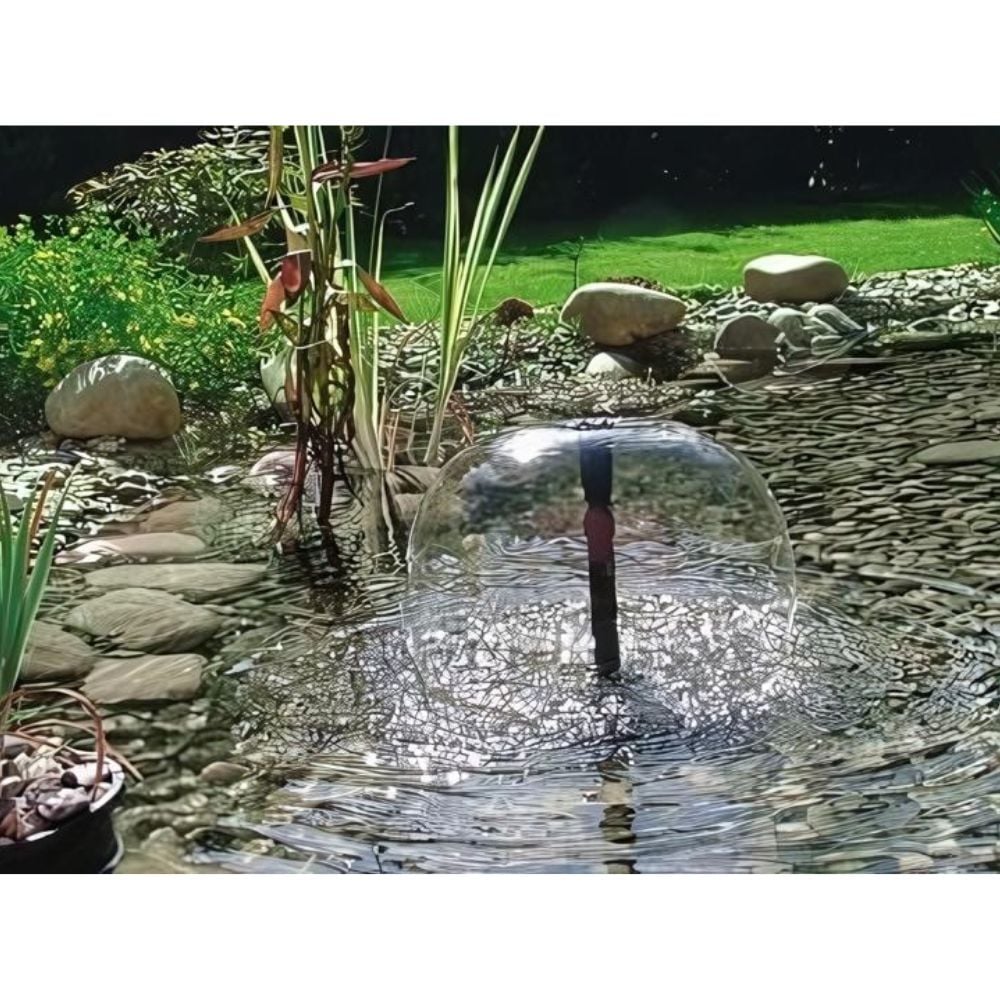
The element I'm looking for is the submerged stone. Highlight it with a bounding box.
[713,314,781,360]
[22,621,98,681]
[65,587,223,652]
[83,653,206,703]
[58,531,207,565]
[584,351,647,380]
[84,561,268,601]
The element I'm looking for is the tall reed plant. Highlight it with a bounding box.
[423,126,544,465]
[199,127,412,532]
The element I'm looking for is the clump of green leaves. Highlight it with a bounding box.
[0,215,262,434]
[967,172,1000,246]
[0,475,67,722]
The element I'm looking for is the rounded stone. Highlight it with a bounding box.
[560,283,686,347]
[584,351,647,380]
[199,761,251,785]
[65,587,222,653]
[82,653,206,704]
[909,440,1000,465]
[22,621,98,682]
[714,315,781,360]
[2,491,23,514]
[83,561,268,601]
[768,307,810,345]
[743,255,849,304]
[140,497,227,537]
[45,354,182,441]
[807,303,862,334]
[58,531,207,565]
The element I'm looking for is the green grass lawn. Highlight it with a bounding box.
[378,200,1000,322]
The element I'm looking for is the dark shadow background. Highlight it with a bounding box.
[2,126,999,230]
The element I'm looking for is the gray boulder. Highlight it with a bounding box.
[744,255,849,304]
[560,283,686,347]
[714,315,781,360]
[909,440,1000,465]
[58,531,207,565]
[45,354,181,441]
[84,561,268,601]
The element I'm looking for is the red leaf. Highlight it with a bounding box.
[198,209,275,243]
[259,276,286,332]
[311,156,415,185]
[357,266,407,323]
[280,251,312,301]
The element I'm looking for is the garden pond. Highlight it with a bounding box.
[4,266,1000,873]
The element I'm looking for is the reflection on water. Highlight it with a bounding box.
[206,565,993,874]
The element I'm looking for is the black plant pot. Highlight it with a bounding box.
[0,760,125,874]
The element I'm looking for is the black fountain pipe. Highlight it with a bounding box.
[580,437,621,677]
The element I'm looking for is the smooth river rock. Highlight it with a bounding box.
[909,440,1000,465]
[84,562,268,601]
[22,621,99,682]
[560,283,687,347]
[713,314,781,360]
[2,491,23,514]
[65,587,223,652]
[807,303,862,334]
[44,354,182,441]
[744,255,849,304]
[140,497,227,537]
[58,531,207,565]
[584,351,646,380]
[83,653,206,703]
[199,761,251,785]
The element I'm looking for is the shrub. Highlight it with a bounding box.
[69,126,273,275]
[0,215,263,436]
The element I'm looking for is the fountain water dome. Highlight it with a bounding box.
[404,419,808,740]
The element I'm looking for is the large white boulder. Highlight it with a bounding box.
[743,255,848,304]
[45,354,181,441]
[560,283,686,347]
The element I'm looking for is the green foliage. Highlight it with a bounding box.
[0,216,263,433]
[970,181,1000,246]
[69,127,274,274]
[382,205,997,322]
[0,476,67,712]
